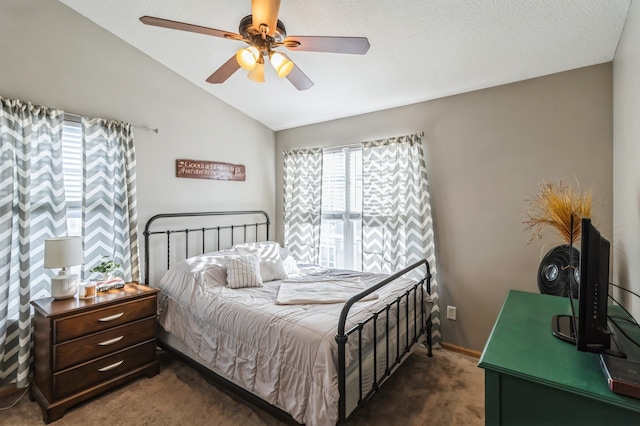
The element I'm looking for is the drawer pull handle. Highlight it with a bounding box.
[98,360,124,372]
[98,336,124,346]
[98,312,124,322]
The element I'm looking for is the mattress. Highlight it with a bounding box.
[154,249,429,425]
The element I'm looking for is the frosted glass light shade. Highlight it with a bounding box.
[270,52,293,78]
[236,46,260,70]
[247,61,266,82]
[44,237,83,268]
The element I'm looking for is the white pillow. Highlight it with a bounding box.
[198,249,240,287]
[280,247,300,276]
[226,255,263,289]
[203,264,228,287]
[233,242,288,282]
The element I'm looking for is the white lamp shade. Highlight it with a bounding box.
[44,237,83,268]
[270,52,293,78]
[236,46,260,70]
[247,60,266,82]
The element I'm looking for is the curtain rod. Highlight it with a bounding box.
[63,112,159,134]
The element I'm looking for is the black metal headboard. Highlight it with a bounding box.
[142,210,270,285]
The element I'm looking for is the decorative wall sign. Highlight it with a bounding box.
[176,159,246,181]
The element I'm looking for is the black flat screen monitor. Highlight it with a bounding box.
[552,218,612,353]
[576,218,611,352]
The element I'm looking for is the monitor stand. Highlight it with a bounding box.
[552,314,576,344]
[551,315,626,358]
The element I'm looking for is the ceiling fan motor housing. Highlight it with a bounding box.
[239,15,287,55]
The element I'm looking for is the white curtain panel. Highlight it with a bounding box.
[0,97,66,387]
[362,133,441,347]
[283,148,323,264]
[81,117,140,282]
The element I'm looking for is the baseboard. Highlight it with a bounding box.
[441,342,481,359]
[0,383,21,398]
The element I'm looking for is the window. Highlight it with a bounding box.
[61,119,82,237]
[319,147,362,270]
[58,116,138,281]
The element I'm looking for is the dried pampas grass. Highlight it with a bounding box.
[523,181,592,244]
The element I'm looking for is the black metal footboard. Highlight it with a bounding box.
[335,259,432,423]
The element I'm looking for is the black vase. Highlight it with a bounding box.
[537,244,579,298]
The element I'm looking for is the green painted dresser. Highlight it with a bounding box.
[479,290,640,425]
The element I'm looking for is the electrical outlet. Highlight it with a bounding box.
[447,305,457,320]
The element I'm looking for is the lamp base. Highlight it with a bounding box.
[51,271,79,300]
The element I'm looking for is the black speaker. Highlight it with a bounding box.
[537,244,579,298]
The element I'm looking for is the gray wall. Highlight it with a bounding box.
[276,64,613,352]
[613,1,640,317]
[0,0,276,275]
[0,0,619,353]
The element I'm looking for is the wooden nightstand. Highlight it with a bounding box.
[29,283,160,424]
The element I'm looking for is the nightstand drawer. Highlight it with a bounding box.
[54,317,156,371]
[55,296,156,342]
[54,340,156,400]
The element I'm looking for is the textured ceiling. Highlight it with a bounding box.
[58,0,630,131]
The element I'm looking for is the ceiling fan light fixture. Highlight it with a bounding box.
[236,46,260,70]
[247,58,265,83]
[270,52,293,78]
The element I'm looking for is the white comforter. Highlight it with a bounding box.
[276,277,378,305]
[155,256,428,425]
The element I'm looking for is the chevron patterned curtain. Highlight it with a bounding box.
[81,118,140,282]
[362,133,441,347]
[0,97,66,387]
[283,148,323,264]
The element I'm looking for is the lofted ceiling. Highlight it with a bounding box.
[58,0,630,131]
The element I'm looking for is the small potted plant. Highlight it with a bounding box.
[89,256,122,281]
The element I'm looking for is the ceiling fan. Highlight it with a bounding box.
[140,0,370,90]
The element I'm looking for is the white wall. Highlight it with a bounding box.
[0,0,276,280]
[276,65,613,351]
[613,1,640,316]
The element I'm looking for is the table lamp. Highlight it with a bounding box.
[44,236,83,299]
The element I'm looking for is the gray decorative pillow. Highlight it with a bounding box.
[226,255,263,289]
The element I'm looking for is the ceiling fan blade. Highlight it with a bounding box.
[283,36,370,54]
[251,0,281,35]
[140,16,243,40]
[206,56,241,84]
[286,64,314,91]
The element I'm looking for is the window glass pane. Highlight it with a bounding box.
[321,150,346,214]
[350,218,362,271]
[319,147,362,270]
[350,149,362,214]
[61,120,82,236]
[320,219,344,269]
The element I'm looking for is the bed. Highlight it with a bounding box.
[143,211,432,425]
